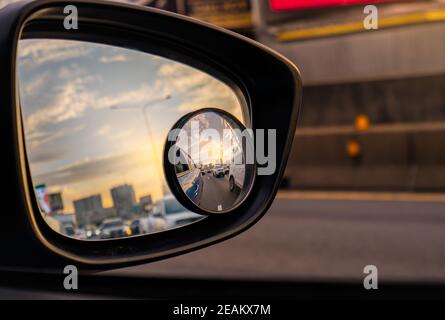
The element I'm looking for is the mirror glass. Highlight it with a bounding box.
[167,110,255,213]
[17,38,246,240]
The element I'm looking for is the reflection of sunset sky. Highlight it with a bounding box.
[177,112,239,166]
[18,39,243,212]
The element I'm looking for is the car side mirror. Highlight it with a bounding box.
[0,0,301,270]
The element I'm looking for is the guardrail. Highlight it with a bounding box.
[284,124,445,191]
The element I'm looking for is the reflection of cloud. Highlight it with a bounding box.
[0,0,21,8]
[29,149,64,164]
[113,128,135,139]
[157,61,242,120]
[177,80,239,114]
[33,152,141,186]
[94,84,167,110]
[25,77,97,131]
[156,62,208,93]
[19,40,93,68]
[96,124,111,136]
[28,123,86,148]
[22,71,50,96]
[24,81,164,132]
[99,54,127,63]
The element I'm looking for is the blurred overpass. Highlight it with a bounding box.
[252,0,445,191]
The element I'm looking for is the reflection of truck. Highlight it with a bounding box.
[229,143,245,192]
[138,212,168,234]
[154,194,203,228]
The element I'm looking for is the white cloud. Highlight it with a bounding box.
[99,54,128,63]
[18,40,93,68]
[96,124,111,136]
[156,61,242,119]
[0,0,20,8]
[21,71,50,96]
[28,123,86,149]
[23,76,163,133]
[24,77,96,132]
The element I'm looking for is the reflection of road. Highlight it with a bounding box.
[199,174,238,211]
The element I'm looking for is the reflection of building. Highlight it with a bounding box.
[111,184,136,218]
[48,192,63,213]
[140,195,153,212]
[35,184,51,215]
[74,195,110,227]
[74,194,103,213]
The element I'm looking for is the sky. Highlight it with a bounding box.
[0,0,17,7]
[176,111,243,166]
[18,38,243,213]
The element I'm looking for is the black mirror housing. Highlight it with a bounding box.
[0,0,301,270]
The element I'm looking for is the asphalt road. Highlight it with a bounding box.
[199,174,238,211]
[106,196,445,283]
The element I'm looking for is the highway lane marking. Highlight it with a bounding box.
[277,191,445,203]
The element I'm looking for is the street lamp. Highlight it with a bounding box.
[110,94,172,195]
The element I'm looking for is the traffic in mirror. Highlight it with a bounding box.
[17,38,247,240]
[164,109,255,214]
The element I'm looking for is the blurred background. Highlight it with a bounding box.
[3,0,445,283]
[79,0,445,194]
[5,0,445,194]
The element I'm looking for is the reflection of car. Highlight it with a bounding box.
[175,148,202,204]
[155,194,202,228]
[63,224,75,237]
[98,218,131,239]
[129,219,142,235]
[212,166,225,177]
[75,229,91,240]
[44,215,75,237]
[139,212,168,234]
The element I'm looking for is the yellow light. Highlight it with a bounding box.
[276,10,445,42]
[126,227,132,236]
[347,140,361,158]
[355,114,370,132]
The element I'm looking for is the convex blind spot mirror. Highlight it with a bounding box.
[164,109,255,214]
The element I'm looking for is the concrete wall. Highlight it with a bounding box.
[301,74,445,126]
[280,70,445,191]
[284,129,445,191]
[251,3,445,191]
[257,9,445,85]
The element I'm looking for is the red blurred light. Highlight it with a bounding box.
[270,0,397,11]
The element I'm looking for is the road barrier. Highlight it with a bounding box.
[284,126,445,191]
